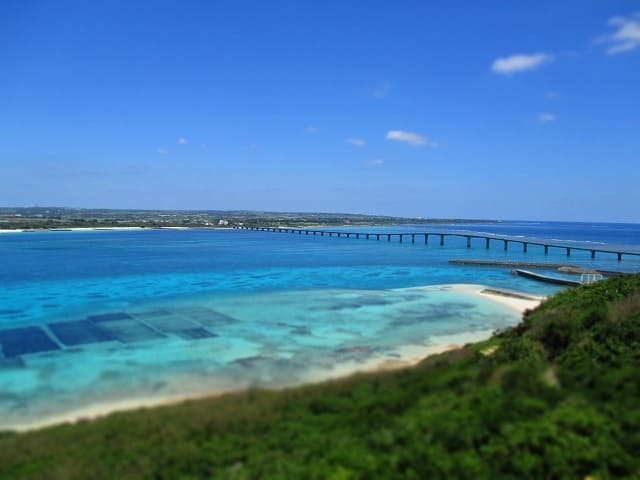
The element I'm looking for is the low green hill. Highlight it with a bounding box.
[1,275,639,479]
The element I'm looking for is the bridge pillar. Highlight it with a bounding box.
[566,247,571,256]
[485,238,490,249]
[321,231,324,236]
[337,232,341,238]
[591,250,595,259]
[376,234,380,241]
[387,234,391,242]
[618,252,622,261]
[306,230,309,235]
[399,234,403,243]
[544,245,549,254]
[523,243,528,253]
[356,233,360,239]
[298,230,302,234]
[411,234,415,244]
[346,233,351,238]
[466,236,471,248]
[366,234,369,240]
[424,234,428,245]
[504,240,508,251]
[440,234,444,246]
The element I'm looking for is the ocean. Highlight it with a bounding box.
[1,221,639,429]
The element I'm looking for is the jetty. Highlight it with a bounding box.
[511,269,582,287]
[236,226,640,262]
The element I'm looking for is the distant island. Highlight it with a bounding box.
[0,207,497,231]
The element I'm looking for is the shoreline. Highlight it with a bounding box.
[4,284,543,433]
[0,226,237,234]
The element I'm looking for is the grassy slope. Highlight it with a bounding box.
[1,275,639,479]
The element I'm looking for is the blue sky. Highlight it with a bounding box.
[1,1,639,222]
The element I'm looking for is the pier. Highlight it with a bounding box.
[235,226,640,262]
[511,269,582,287]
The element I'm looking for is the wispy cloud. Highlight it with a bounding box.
[538,113,556,123]
[178,137,188,145]
[546,90,559,99]
[157,148,169,155]
[372,81,391,98]
[598,13,640,54]
[346,137,366,147]
[304,126,319,133]
[368,159,384,166]
[491,53,554,75]
[385,130,436,147]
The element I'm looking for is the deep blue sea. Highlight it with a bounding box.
[1,221,639,429]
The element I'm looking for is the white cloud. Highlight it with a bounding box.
[157,148,169,155]
[346,137,366,147]
[178,137,188,144]
[368,159,384,166]
[304,126,319,133]
[598,13,640,54]
[491,53,554,75]
[372,82,391,98]
[386,130,436,147]
[538,113,556,123]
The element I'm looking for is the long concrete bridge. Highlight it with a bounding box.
[235,226,640,262]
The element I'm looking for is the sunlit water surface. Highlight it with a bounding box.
[1,222,639,429]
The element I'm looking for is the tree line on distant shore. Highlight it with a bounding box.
[0,207,496,231]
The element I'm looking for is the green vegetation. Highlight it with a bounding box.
[1,275,640,479]
[0,207,495,230]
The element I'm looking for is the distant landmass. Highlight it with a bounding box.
[0,207,497,230]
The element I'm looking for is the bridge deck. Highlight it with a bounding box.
[236,226,640,262]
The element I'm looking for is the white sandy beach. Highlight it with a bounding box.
[0,226,145,234]
[0,226,238,234]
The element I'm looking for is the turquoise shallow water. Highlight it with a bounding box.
[0,222,639,429]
